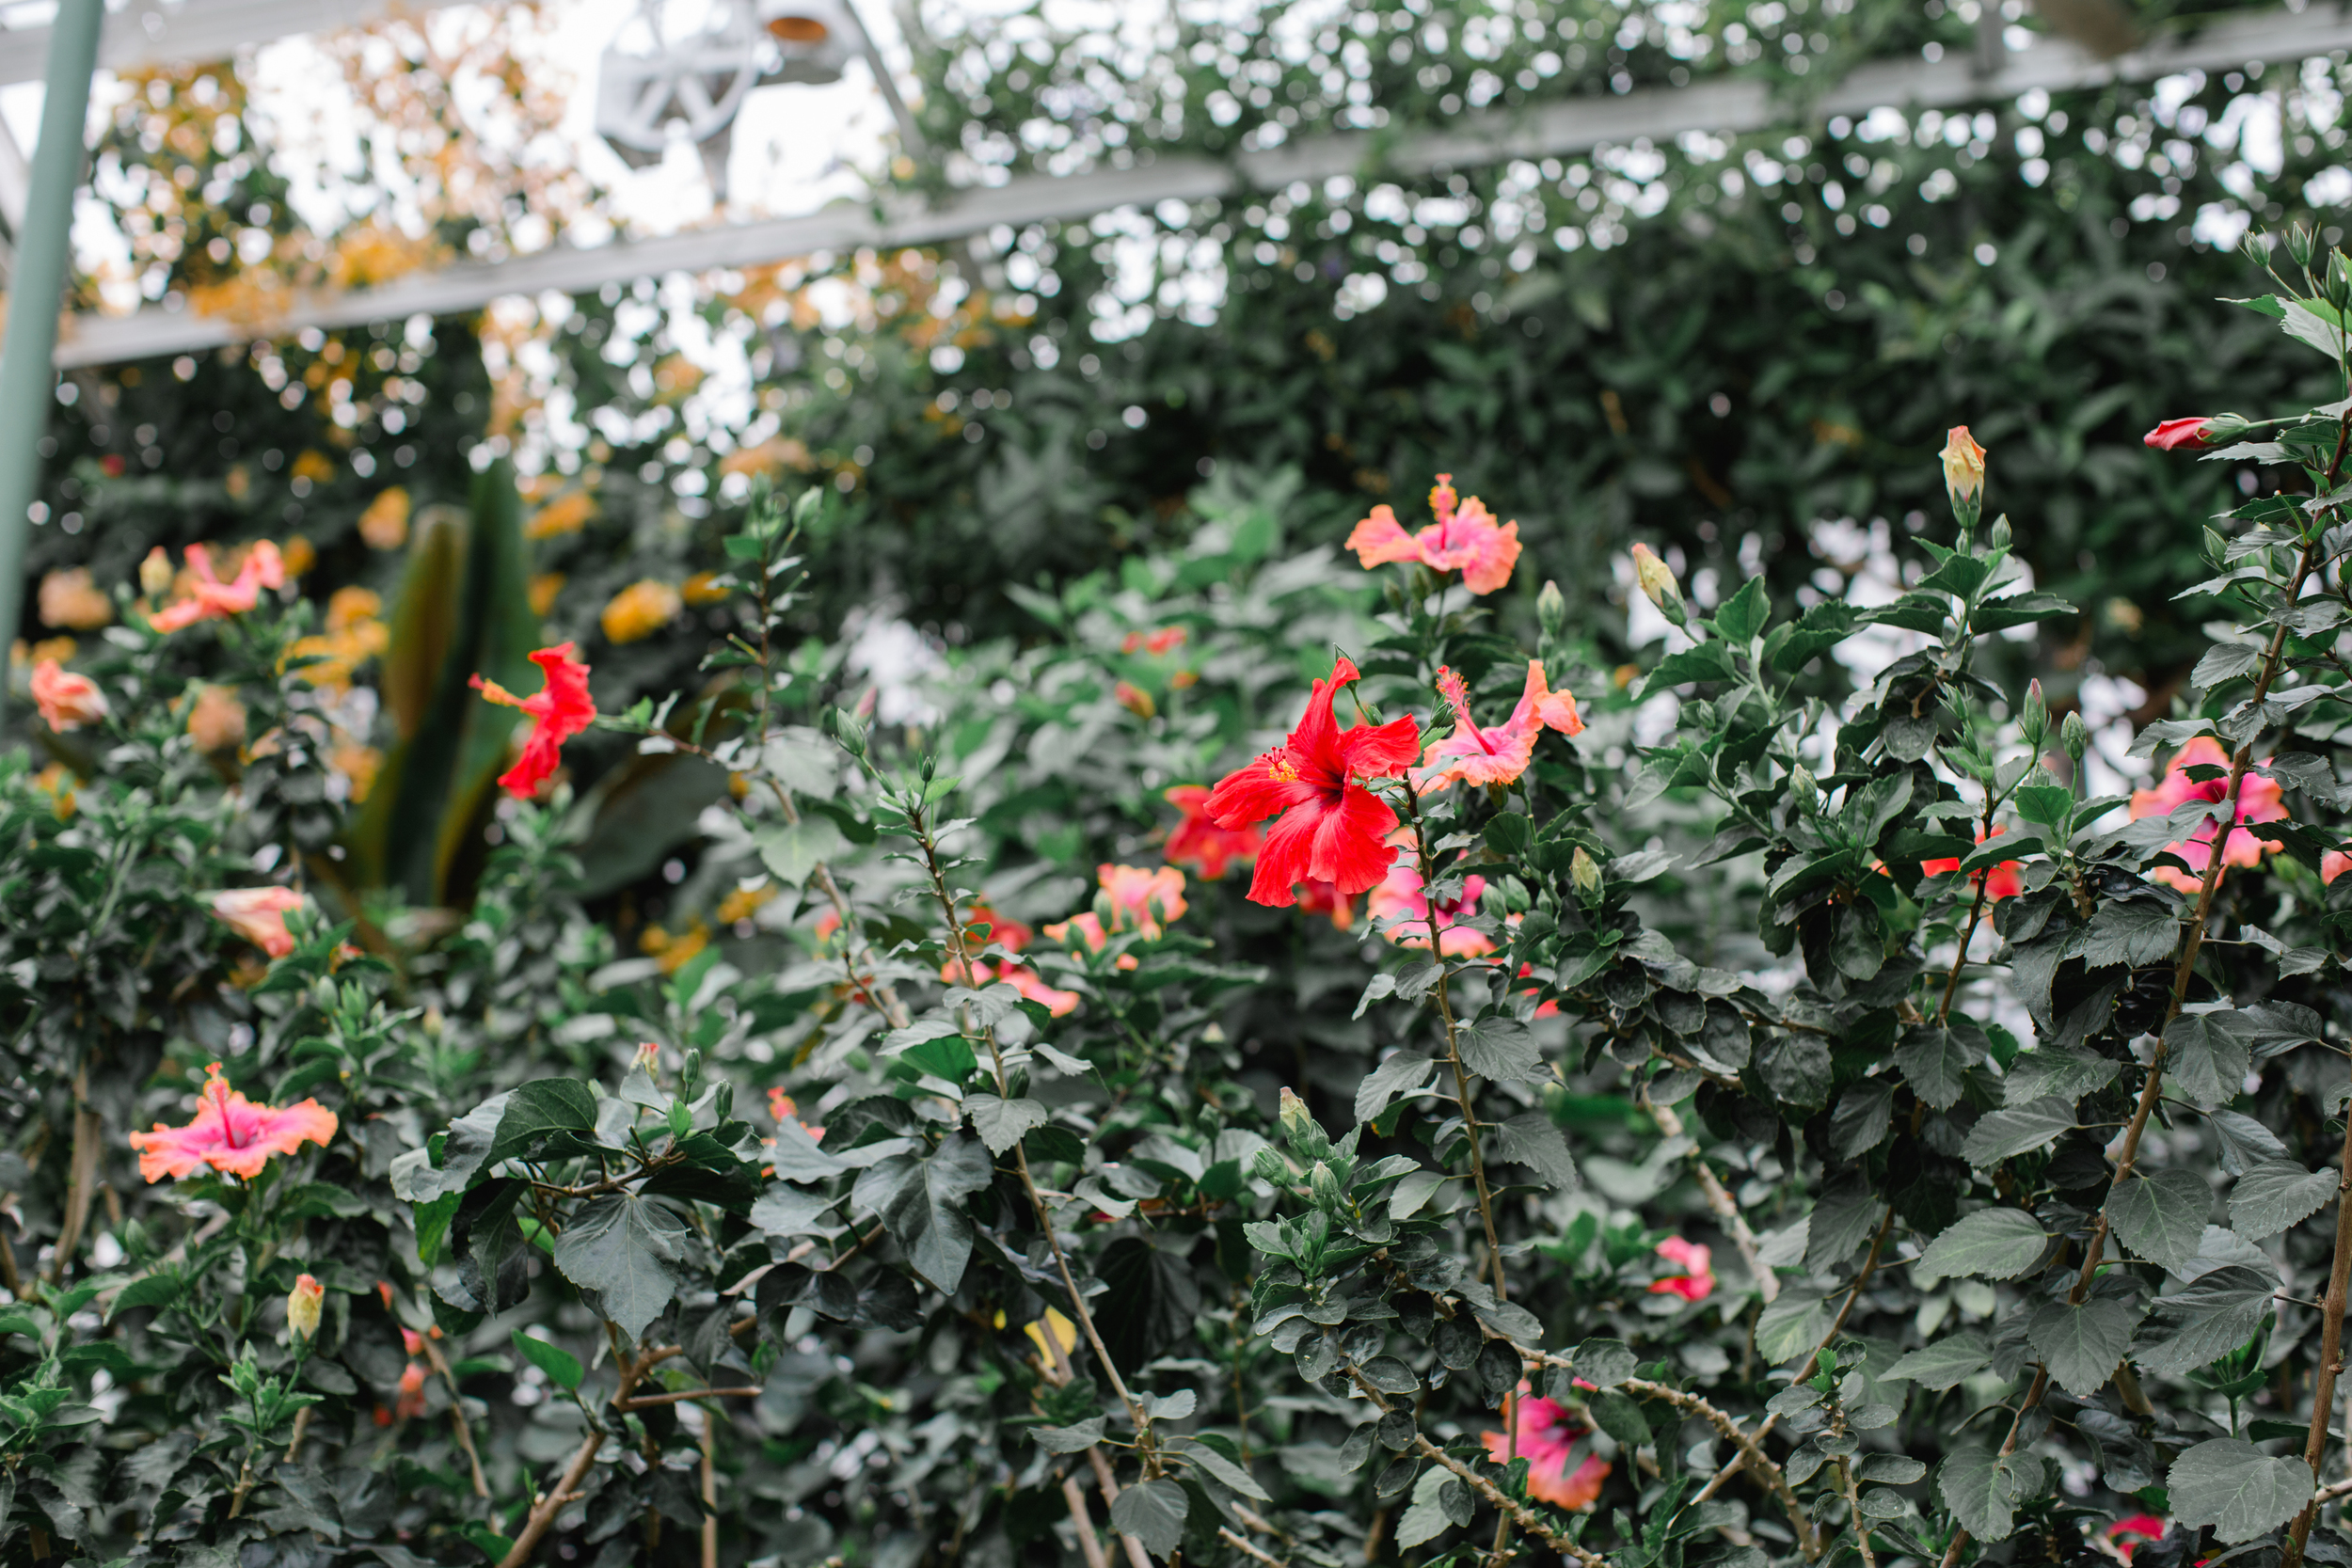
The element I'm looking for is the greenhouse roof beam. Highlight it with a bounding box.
[0,0,438,87]
[45,0,2352,369]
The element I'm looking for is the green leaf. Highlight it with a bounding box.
[2109,1168,2211,1274]
[965,1094,1048,1156]
[2003,1046,2118,1107]
[749,1184,836,1239]
[1917,1209,2048,1283]
[1458,1016,1544,1081]
[1882,1330,1992,1390]
[550,1193,691,1341]
[1645,642,1740,689]
[2169,1437,2314,1544]
[1108,1478,1190,1558]
[1356,1050,1435,1124]
[852,1135,993,1295]
[1939,1449,2044,1542]
[1755,1286,1834,1363]
[758,817,852,887]
[1032,1417,1106,1454]
[2083,900,2181,970]
[1396,1467,1458,1550]
[1710,577,1770,643]
[2231,1161,2336,1242]
[2134,1267,2277,1377]
[1895,1020,1988,1112]
[1175,1436,1273,1502]
[767,1120,848,1182]
[2165,1013,2253,1111]
[1756,1032,1834,1109]
[1588,1387,1652,1449]
[1961,1098,2079,1167]
[1806,1180,1884,1275]
[490,1079,599,1162]
[2026,1298,2144,1398]
[510,1329,582,1391]
[1494,1112,1579,1191]
[1573,1339,1638,1387]
[1829,1078,1897,1160]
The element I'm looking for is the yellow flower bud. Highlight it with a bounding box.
[1941,426,1987,504]
[287,1274,324,1340]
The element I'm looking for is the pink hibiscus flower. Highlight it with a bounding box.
[2127,736,2287,893]
[1367,860,1495,958]
[209,886,306,958]
[1481,1386,1611,1511]
[1649,1236,1714,1301]
[1344,474,1523,595]
[149,541,286,632]
[127,1061,338,1181]
[1416,662,1584,793]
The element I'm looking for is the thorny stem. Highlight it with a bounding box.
[909,800,1152,1453]
[421,1333,491,1498]
[1396,779,1516,1568]
[1836,1454,1880,1568]
[1642,1088,1777,1307]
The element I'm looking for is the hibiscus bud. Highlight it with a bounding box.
[1537,579,1566,640]
[1989,515,2011,550]
[2061,710,2090,762]
[2020,681,2049,748]
[1252,1147,1290,1183]
[1790,763,1819,811]
[1570,846,1603,900]
[1310,1160,1344,1212]
[2289,223,2319,269]
[140,546,175,599]
[1279,1086,1327,1158]
[1279,1085,1311,1140]
[2329,249,2352,311]
[1629,544,1686,628]
[825,705,867,758]
[287,1274,325,1340]
[1941,426,1987,517]
[2146,416,2249,453]
[2204,527,2229,563]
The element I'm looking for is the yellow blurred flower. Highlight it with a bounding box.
[280,534,315,578]
[38,569,112,630]
[640,919,710,974]
[289,586,388,692]
[717,881,776,925]
[358,487,410,550]
[330,741,382,802]
[720,436,813,477]
[139,547,175,598]
[682,571,731,607]
[292,450,336,485]
[525,491,596,540]
[187,684,247,752]
[30,763,75,819]
[225,466,251,502]
[326,586,381,631]
[28,636,76,667]
[528,573,565,616]
[602,579,682,644]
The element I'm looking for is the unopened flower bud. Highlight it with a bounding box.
[2328,250,2352,311]
[2061,710,2090,761]
[1311,1161,1344,1212]
[2020,680,2049,747]
[1279,1086,1311,1143]
[1988,515,2011,550]
[287,1274,324,1341]
[1941,426,1987,508]
[1253,1147,1290,1183]
[1571,845,1603,899]
[2290,223,2320,270]
[139,546,174,599]
[1790,763,1820,810]
[1537,579,1566,641]
[1629,544,1687,628]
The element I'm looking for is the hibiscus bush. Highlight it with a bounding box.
[13,243,2352,1568]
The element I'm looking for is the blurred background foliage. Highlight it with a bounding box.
[14,0,2352,919]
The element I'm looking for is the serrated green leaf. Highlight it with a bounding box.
[965,1094,1048,1156]
[1458,1016,1544,1081]
[510,1329,582,1391]
[1895,1020,1987,1111]
[1918,1209,2048,1283]
[2134,1267,2277,1377]
[550,1193,691,1341]
[2169,1437,2314,1544]
[2231,1161,2336,1242]
[2109,1167,2211,1273]
[2027,1297,2143,1398]
[1109,1478,1189,1556]
[1882,1331,1992,1391]
[1961,1098,2078,1167]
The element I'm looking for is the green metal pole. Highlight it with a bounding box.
[0,0,103,732]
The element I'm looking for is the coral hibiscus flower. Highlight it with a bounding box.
[210,886,305,958]
[127,1061,338,1181]
[1164,784,1263,880]
[1482,1386,1612,1511]
[1416,662,1583,792]
[1920,825,2025,901]
[471,643,596,799]
[1345,475,1523,594]
[29,659,108,732]
[149,542,286,632]
[2128,735,2287,893]
[1206,657,1421,908]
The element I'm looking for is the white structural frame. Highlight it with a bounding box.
[15,0,2352,368]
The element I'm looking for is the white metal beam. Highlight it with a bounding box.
[0,0,459,87]
[44,2,2352,368]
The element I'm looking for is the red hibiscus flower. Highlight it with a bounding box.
[1344,474,1523,594]
[2144,417,2244,451]
[2107,1514,2169,1560]
[471,643,596,799]
[1920,825,2025,901]
[127,1061,338,1182]
[1206,657,1420,907]
[1164,784,1263,880]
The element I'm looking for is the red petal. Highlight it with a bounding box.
[1337,714,1422,778]
[1308,784,1401,895]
